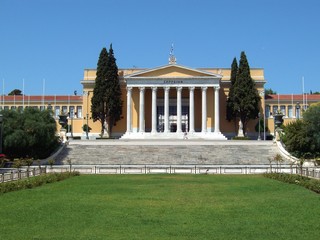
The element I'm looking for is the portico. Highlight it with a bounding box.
[122,64,227,140]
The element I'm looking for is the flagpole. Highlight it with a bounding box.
[263,90,266,141]
[54,94,56,117]
[306,92,308,108]
[42,78,45,109]
[291,93,294,118]
[23,78,25,109]
[302,76,305,110]
[2,78,4,107]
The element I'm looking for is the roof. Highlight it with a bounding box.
[266,94,320,101]
[0,95,83,103]
[124,64,222,78]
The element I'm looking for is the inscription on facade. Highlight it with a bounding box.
[163,80,183,84]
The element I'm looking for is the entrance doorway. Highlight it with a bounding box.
[156,104,189,132]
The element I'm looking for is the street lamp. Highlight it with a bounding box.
[86,113,89,139]
[82,91,91,140]
[258,112,261,141]
[0,114,3,153]
[71,109,74,139]
[296,102,300,120]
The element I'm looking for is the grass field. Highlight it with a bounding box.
[0,174,319,240]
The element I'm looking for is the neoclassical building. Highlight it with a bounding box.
[81,57,266,139]
[1,58,319,140]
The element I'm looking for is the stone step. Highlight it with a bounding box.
[56,140,283,165]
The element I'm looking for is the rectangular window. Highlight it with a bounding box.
[40,106,45,111]
[4,106,9,110]
[76,106,82,118]
[182,106,189,116]
[157,106,164,116]
[69,106,75,118]
[11,106,16,110]
[272,106,278,116]
[280,105,286,116]
[62,106,68,115]
[288,105,293,118]
[169,106,177,116]
[296,106,301,119]
[55,106,60,118]
[265,105,270,118]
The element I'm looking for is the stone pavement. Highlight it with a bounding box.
[56,139,284,165]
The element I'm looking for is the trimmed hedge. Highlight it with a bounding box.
[0,172,80,194]
[232,136,250,140]
[264,173,320,194]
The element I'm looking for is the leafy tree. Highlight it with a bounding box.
[265,88,277,95]
[91,47,109,137]
[282,120,310,158]
[302,102,320,155]
[8,89,22,95]
[105,44,122,135]
[232,51,260,135]
[2,108,59,159]
[282,103,320,158]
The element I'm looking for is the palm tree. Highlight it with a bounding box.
[273,154,284,172]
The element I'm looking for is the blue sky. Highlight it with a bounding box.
[0,0,319,95]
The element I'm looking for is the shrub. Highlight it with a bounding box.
[264,172,320,194]
[0,172,80,194]
[232,136,250,140]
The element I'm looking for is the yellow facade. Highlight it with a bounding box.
[2,64,317,139]
[81,64,267,139]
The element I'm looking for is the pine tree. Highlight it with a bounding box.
[233,51,260,135]
[105,44,122,136]
[91,47,108,136]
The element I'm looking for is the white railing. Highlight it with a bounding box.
[1,165,319,183]
[0,167,46,183]
[45,164,298,175]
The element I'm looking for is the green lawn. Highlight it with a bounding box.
[0,174,319,240]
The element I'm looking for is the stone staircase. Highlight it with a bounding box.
[55,140,283,165]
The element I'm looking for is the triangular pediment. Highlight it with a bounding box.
[125,64,221,78]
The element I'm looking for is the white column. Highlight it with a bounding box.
[151,87,157,134]
[176,87,182,133]
[214,86,220,133]
[164,87,170,133]
[139,87,145,133]
[201,87,207,133]
[126,87,132,133]
[189,87,195,133]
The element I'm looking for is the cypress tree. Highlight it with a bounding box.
[91,47,109,137]
[226,57,238,127]
[233,51,260,135]
[105,44,122,136]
